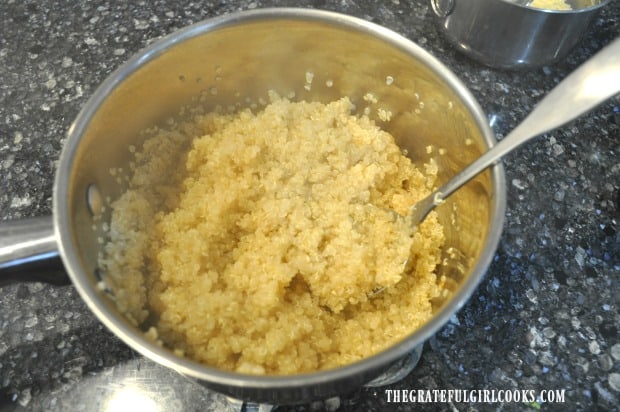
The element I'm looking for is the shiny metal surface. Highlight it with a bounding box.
[2,8,505,404]
[408,37,620,225]
[431,0,611,68]
[0,216,68,285]
[0,216,56,269]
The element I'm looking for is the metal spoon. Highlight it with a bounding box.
[369,38,619,299]
[240,34,618,304]
[408,37,620,230]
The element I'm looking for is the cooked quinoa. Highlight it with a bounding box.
[101,95,446,375]
[528,0,572,10]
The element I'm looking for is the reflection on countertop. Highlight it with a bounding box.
[1,0,619,411]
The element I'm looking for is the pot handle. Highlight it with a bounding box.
[0,216,70,286]
[430,0,455,18]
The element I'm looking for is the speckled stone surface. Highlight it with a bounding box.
[1,1,618,411]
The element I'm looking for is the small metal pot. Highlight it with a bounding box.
[0,8,505,404]
[430,0,610,69]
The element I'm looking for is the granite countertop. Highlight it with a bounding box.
[1,1,619,411]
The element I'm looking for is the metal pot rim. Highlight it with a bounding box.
[495,0,611,13]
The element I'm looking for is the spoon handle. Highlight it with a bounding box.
[410,37,620,224]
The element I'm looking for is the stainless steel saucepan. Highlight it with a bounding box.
[430,0,611,68]
[0,9,505,404]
